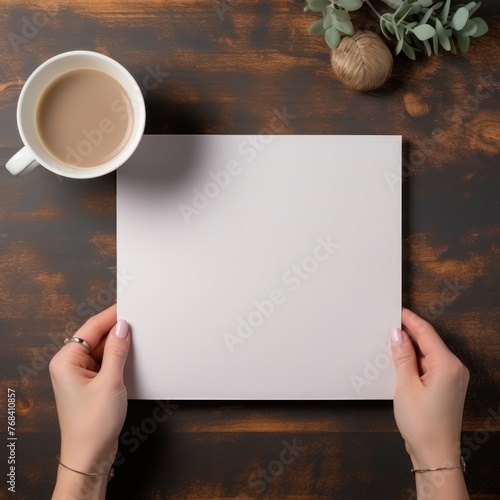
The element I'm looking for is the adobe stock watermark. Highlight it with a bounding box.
[178,106,296,224]
[349,340,392,395]
[64,451,117,500]
[62,401,183,500]
[214,0,242,21]
[75,267,135,318]
[54,63,168,183]
[418,278,468,322]
[349,277,467,394]
[16,267,135,380]
[114,400,179,467]
[385,73,500,191]
[406,402,500,500]
[64,65,167,167]
[7,6,59,52]
[64,93,138,167]
[236,439,307,498]
[138,64,170,97]
[223,236,340,353]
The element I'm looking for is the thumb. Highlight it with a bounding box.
[391,327,420,389]
[100,319,130,379]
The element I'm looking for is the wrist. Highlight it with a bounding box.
[409,448,462,471]
[411,458,468,500]
[57,452,115,476]
[53,464,109,500]
[59,442,117,476]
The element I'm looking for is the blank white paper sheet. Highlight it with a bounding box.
[117,134,401,400]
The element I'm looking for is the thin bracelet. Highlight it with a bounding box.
[56,455,114,482]
[411,456,466,476]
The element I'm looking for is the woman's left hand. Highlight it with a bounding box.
[50,305,130,476]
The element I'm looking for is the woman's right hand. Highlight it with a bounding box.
[391,308,469,470]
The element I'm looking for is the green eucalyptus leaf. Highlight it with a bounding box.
[434,17,445,37]
[460,19,477,36]
[395,3,418,23]
[451,7,469,30]
[406,3,423,19]
[470,17,488,37]
[391,15,399,37]
[455,32,470,51]
[449,37,457,53]
[441,0,451,23]
[435,18,451,50]
[380,17,395,38]
[380,23,390,38]
[422,38,432,56]
[410,33,424,49]
[419,6,435,25]
[432,33,439,54]
[417,0,432,6]
[395,37,405,54]
[402,42,416,59]
[413,24,436,40]
[335,0,363,12]
[325,25,341,48]
[323,11,334,29]
[379,0,403,8]
[442,37,451,50]
[333,8,351,22]
[397,25,405,40]
[393,0,410,20]
[464,1,481,16]
[333,15,354,34]
[306,0,330,12]
[310,18,326,34]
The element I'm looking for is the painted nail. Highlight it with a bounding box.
[391,327,403,347]
[115,319,129,339]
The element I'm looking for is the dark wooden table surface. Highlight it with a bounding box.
[1,1,499,499]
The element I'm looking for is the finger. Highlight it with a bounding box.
[99,319,130,380]
[391,327,421,389]
[50,343,102,383]
[401,308,450,357]
[89,335,107,363]
[402,332,430,375]
[75,355,101,374]
[66,305,117,352]
[416,353,429,376]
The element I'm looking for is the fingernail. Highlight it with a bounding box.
[115,319,129,339]
[391,327,404,347]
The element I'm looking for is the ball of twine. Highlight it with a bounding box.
[330,31,393,92]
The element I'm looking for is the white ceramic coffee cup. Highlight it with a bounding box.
[6,50,146,179]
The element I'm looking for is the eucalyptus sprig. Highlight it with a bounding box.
[305,0,489,59]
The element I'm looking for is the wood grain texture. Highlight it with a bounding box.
[0,1,499,498]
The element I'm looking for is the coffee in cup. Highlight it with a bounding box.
[6,51,145,179]
[36,68,133,168]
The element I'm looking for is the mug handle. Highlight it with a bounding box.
[6,147,40,176]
